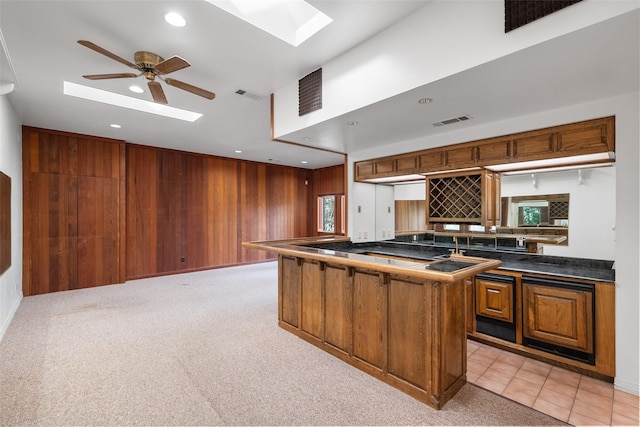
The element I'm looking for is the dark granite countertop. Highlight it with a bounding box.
[306,239,615,283]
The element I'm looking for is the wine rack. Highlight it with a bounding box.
[549,201,569,219]
[427,173,482,222]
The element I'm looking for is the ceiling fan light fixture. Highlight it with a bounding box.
[165,12,186,27]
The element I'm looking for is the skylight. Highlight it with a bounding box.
[63,81,203,122]
[206,0,332,46]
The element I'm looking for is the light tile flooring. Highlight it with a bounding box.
[467,340,640,426]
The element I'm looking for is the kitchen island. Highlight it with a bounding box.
[243,237,502,409]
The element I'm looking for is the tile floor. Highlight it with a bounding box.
[467,340,640,426]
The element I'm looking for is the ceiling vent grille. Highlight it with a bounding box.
[299,68,322,116]
[432,115,472,127]
[235,89,266,101]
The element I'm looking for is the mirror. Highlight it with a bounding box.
[502,194,570,227]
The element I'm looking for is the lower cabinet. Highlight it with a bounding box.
[469,270,614,378]
[523,280,593,354]
[278,255,467,409]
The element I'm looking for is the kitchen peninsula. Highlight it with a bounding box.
[244,237,502,409]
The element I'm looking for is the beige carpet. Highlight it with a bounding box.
[0,262,566,426]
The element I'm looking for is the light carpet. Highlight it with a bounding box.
[0,262,566,426]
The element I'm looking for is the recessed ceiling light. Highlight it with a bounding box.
[303,137,311,140]
[301,161,308,164]
[347,121,358,126]
[165,12,186,27]
[235,150,243,153]
[129,85,144,93]
[64,81,202,122]
[418,98,432,104]
[110,124,121,128]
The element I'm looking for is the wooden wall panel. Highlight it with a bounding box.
[156,150,187,273]
[23,127,124,296]
[126,144,314,279]
[239,162,269,263]
[185,155,209,270]
[125,146,158,278]
[312,164,344,195]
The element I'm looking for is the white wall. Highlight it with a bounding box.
[0,95,22,342]
[375,185,394,240]
[273,1,637,138]
[501,167,616,259]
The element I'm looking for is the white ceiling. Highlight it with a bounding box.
[1,1,638,170]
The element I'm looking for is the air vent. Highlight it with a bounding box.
[432,115,472,127]
[235,89,266,101]
[299,68,322,116]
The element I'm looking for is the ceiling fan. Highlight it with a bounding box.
[77,40,215,104]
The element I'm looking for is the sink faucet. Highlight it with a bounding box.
[450,236,465,256]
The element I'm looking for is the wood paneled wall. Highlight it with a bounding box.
[126,144,313,279]
[22,127,346,292]
[22,127,125,296]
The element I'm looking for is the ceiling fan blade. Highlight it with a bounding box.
[77,40,137,69]
[164,78,216,100]
[82,73,138,80]
[155,56,190,75]
[148,81,168,104]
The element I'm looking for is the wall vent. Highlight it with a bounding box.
[299,68,322,116]
[432,115,472,127]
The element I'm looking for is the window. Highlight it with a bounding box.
[317,194,345,234]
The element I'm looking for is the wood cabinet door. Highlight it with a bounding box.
[556,119,612,155]
[444,145,476,168]
[355,161,375,180]
[475,139,512,164]
[523,283,593,353]
[388,278,427,388]
[418,150,444,171]
[280,256,301,328]
[353,270,387,370]
[476,278,513,322]
[324,265,352,353]
[374,159,395,175]
[301,260,324,339]
[512,132,556,161]
[482,171,498,226]
[395,155,419,174]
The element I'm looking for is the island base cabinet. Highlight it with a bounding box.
[277,255,467,409]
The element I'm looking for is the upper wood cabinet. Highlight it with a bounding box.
[354,116,614,181]
[426,169,501,226]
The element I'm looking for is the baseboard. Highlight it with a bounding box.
[0,292,22,343]
[615,377,640,397]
